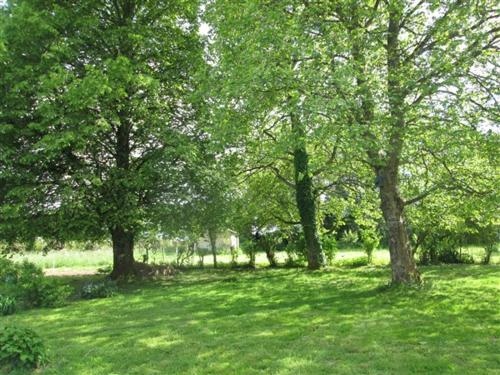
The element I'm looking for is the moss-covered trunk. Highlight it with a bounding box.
[290,113,324,270]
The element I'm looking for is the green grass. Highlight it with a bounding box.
[2,265,499,374]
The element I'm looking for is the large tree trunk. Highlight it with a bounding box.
[378,9,420,284]
[110,226,135,279]
[290,113,325,270]
[347,4,420,283]
[377,168,420,283]
[208,227,217,268]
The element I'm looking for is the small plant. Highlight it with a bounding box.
[0,295,16,316]
[321,235,338,266]
[81,280,117,299]
[361,229,380,263]
[0,325,47,370]
[229,246,240,266]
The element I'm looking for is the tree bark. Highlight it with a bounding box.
[208,227,217,268]
[347,5,420,283]
[110,226,135,279]
[379,7,420,284]
[290,113,325,270]
[377,168,420,283]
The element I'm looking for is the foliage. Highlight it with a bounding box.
[337,256,370,268]
[0,325,47,370]
[0,259,72,308]
[321,234,338,266]
[418,236,475,265]
[80,280,117,300]
[482,243,498,265]
[341,230,359,247]
[0,295,16,316]
[229,246,240,266]
[239,241,256,268]
[282,228,307,266]
[361,229,381,264]
[0,0,204,278]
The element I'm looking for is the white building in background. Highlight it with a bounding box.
[197,229,239,250]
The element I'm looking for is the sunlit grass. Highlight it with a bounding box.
[2,265,499,374]
[13,244,498,272]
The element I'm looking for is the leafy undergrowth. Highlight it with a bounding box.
[2,265,499,375]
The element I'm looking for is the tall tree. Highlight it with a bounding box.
[328,0,499,282]
[0,0,202,278]
[204,1,356,269]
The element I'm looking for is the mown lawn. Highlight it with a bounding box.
[2,265,499,375]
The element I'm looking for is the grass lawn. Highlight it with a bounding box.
[2,265,499,374]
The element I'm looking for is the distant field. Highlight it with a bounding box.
[12,245,498,270]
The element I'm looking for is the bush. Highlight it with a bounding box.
[81,280,117,299]
[0,325,47,370]
[0,295,16,316]
[0,258,72,308]
[321,235,337,266]
[337,256,369,268]
[419,236,474,265]
[361,229,380,263]
[283,229,307,266]
[241,241,257,268]
[22,279,72,308]
[482,243,498,265]
[229,246,240,266]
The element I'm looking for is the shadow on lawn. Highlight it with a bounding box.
[8,265,500,374]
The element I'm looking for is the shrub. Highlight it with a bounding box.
[361,229,380,263]
[283,230,307,266]
[337,256,369,268]
[482,243,498,265]
[81,280,117,299]
[0,259,72,308]
[0,257,17,285]
[241,241,257,268]
[0,325,47,370]
[419,236,475,265]
[229,246,240,266]
[0,295,16,316]
[321,235,338,266]
[23,279,72,308]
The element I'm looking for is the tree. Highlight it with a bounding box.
[319,0,498,283]
[204,1,358,269]
[0,0,202,278]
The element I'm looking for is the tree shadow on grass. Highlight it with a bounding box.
[7,265,500,375]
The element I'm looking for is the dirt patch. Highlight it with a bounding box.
[44,268,99,277]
